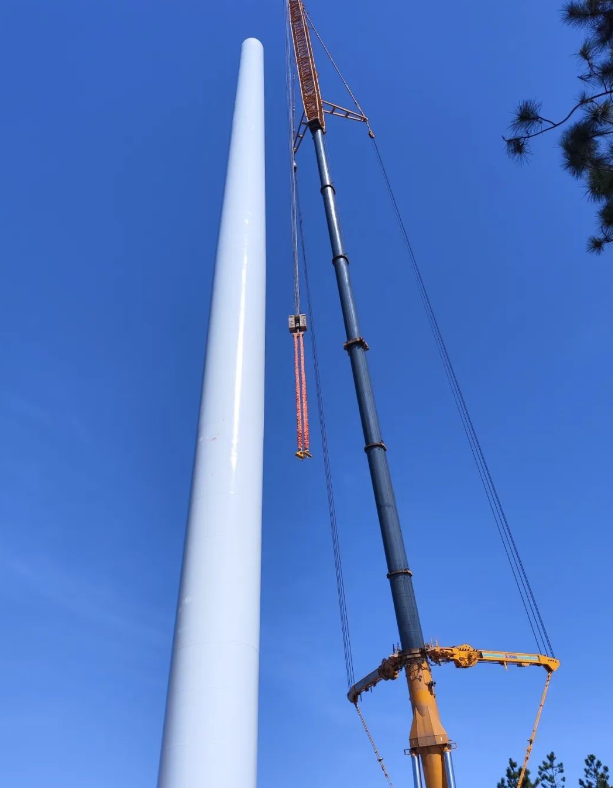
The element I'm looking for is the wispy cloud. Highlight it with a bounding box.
[6,552,166,651]
[1,384,92,444]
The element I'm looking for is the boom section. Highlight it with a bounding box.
[288,0,326,131]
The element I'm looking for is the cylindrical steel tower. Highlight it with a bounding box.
[157,37,266,788]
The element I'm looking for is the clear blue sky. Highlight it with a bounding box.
[1,1,611,786]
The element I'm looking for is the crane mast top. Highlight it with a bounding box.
[288,0,326,131]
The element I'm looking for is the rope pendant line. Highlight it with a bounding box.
[294,332,304,454]
[355,703,395,787]
[299,332,310,453]
[293,330,312,459]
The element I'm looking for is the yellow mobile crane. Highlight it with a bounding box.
[284,3,559,786]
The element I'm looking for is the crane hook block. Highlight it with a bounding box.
[288,314,307,333]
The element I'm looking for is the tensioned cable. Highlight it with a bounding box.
[305,10,373,136]
[285,4,355,685]
[297,174,356,688]
[370,138,553,658]
[304,9,554,657]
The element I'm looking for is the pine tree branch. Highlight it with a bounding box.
[506,89,613,144]
[504,2,613,252]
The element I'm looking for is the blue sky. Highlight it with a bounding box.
[1,0,611,786]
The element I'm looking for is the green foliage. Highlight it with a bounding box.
[560,121,600,177]
[587,229,613,251]
[505,0,613,252]
[537,752,565,788]
[511,100,545,135]
[497,758,539,788]
[497,754,610,786]
[579,755,611,788]
[587,159,613,197]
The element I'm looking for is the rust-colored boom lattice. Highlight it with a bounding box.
[288,0,325,131]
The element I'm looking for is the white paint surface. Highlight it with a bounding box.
[157,37,266,788]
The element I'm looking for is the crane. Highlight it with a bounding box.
[287,1,451,782]
[285,3,558,786]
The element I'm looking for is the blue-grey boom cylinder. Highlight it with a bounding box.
[310,127,424,651]
[444,751,457,788]
[412,755,425,788]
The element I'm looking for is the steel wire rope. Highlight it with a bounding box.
[304,8,554,657]
[296,176,356,689]
[370,137,554,658]
[355,702,395,787]
[373,139,546,654]
[285,2,356,685]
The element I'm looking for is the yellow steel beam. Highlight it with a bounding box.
[426,644,560,673]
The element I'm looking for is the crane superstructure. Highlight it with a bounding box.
[286,4,558,787]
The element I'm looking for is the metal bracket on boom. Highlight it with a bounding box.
[387,567,412,577]
[293,113,309,155]
[366,440,388,453]
[343,336,369,352]
[322,99,369,124]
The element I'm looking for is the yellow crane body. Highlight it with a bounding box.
[407,658,451,786]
